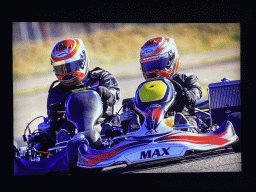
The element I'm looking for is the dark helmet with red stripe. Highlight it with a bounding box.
[140,37,180,80]
[51,38,90,86]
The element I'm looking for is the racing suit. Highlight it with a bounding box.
[167,72,202,128]
[47,67,121,136]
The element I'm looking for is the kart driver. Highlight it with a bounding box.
[47,38,120,144]
[140,37,202,132]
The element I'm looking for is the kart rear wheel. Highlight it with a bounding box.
[228,112,241,153]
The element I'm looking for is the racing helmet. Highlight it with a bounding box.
[140,37,180,80]
[51,38,90,86]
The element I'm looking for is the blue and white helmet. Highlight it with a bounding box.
[140,37,180,80]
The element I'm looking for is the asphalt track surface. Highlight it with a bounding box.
[13,59,241,173]
[102,148,241,173]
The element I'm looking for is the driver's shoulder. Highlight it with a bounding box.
[173,72,197,81]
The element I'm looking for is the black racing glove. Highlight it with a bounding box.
[96,86,115,106]
[181,88,195,104]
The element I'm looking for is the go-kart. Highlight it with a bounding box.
[14,77,241,175]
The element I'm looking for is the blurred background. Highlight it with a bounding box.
[13,23,240,81]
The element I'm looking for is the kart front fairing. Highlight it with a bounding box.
[78,116,238,169]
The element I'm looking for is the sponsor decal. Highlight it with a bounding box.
[124,145,185,163]
[145,49,154,54]
[140,147,170,159]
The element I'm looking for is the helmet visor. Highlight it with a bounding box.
[53,60,82,76]
[140,53,170,74]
